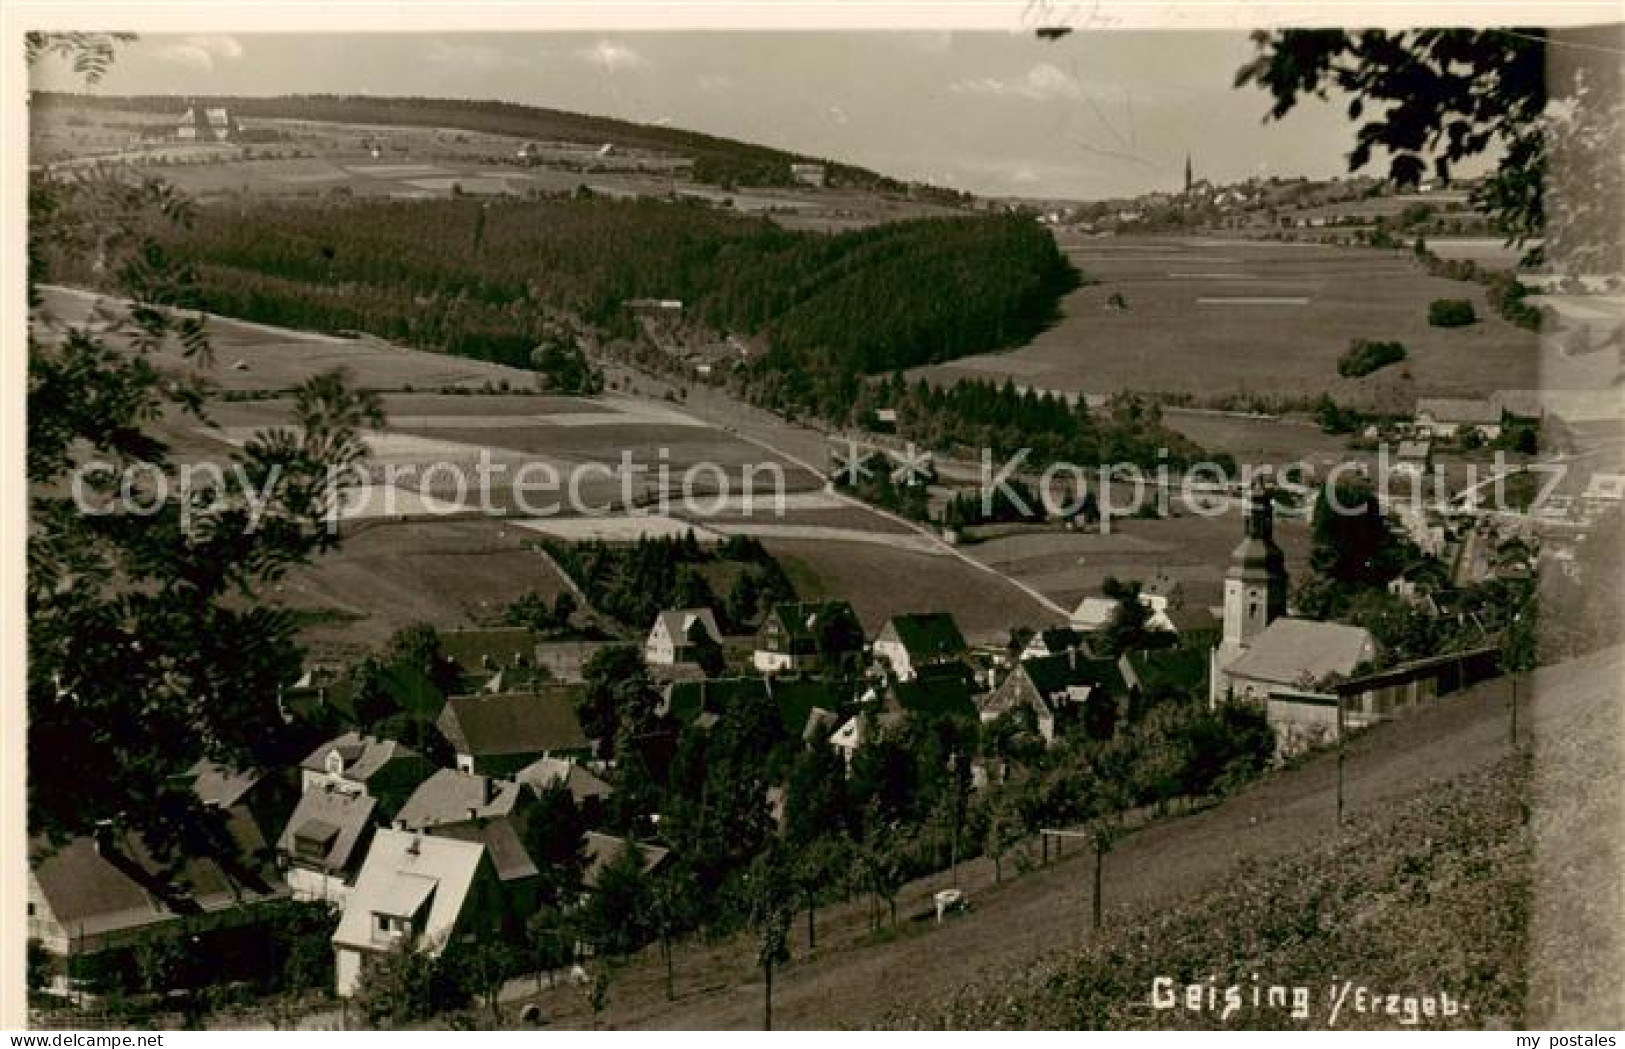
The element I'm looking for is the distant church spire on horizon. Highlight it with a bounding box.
[1184,152,1193,193]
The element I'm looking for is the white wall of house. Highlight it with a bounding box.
[335,948,363,998]
[752,650,795,674]
[871,639,914,681]
[286,865,352,907]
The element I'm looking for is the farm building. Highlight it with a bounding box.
[175,104,237,142]
[1414,398,1502,441]
[790,162,827,187]
[872,612,969,681]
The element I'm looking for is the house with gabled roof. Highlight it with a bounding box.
[872,612,969,681]
[978,650,1125,745]
[332,829,506,998]
[394,770,542,910]
[437,686,592,777]
[829,710,906,766]
[883,661,979,721]
[1216,617,1378,702]
[645,608,724,666]
[583,833,671,891]
[1414,397,1502,441]
[752,600,865,674]
[298,732,436,820]
[276,785,379,905]
[29,791,288,994]
[515,757,612,817]
[1021,626,1086,661]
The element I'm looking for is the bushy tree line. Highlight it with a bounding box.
[1337,338,1408,378]
[855,376,1215,471]
[541,532,794,633]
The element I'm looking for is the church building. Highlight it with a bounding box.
[1209,485,1377,706]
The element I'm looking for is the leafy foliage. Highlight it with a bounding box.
[1336,338,1408,378]
[1427,298,1477,328]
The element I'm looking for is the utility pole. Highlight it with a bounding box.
[1335,689,1347,826]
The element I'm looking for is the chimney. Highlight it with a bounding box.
[466,807,479,822]
[407,832,422,856]
[483,777,499,806]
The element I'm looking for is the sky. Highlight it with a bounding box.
[31,31,1392,200]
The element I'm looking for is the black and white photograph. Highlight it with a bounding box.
[7,3,1624,1034]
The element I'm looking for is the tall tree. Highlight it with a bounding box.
[27,35,384,854]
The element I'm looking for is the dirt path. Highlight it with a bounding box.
[517,652,1613,1029]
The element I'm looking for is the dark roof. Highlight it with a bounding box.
[437,687,591,758]
[763,601,863,647]
[1028,627,1084,655]
[662,677,771,725]
[275,786,377,874]
[1021,651,1126,697]
[889,663,978,720]
[30,810,286,946]
[440,627,541,673]
[882,613,968,661]
[431,819,539,883]
[1118,646,1210,698]
[1163,605,1220,637]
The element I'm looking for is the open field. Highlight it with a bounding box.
[32,102,963,229]
[765,536,1061,640]
[965,509,1314,612]
[37,285,540,392]
[264,519,575,658]
[917,235,1545,410]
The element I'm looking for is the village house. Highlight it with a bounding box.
[978,650,1126,746]
[752,600,865,674]
[437,687,592,777]
[276,785,379,905]
[789,162,827,187]
[1392,439,1434,478]
[644,607,724,666]
[29,791,288,998]
[1414,397,1502,441]
[829,710,905,766]
[871,612,969,681]
[394,771,542,909]
[298,732,436,820]
[1020,626,1086,661]
[332,829,507,999]
[1214,616,1377,702]
[175,103,237,142]
[515,756,613,822]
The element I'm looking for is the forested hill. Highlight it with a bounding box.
[32,91,915,192]
[56,195,1079,422]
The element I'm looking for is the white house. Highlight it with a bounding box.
[871,612,967,681]
[644,608,723,666]
[332,829,504,998]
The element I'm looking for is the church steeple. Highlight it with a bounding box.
[1184,152,1193,194]
[1221,483,1287,653]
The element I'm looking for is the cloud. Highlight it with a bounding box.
[696,73,735,93]
[154,34,243,73]
[577,39,645,74]
[951,62,1085,103]
[425,41,523,73]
